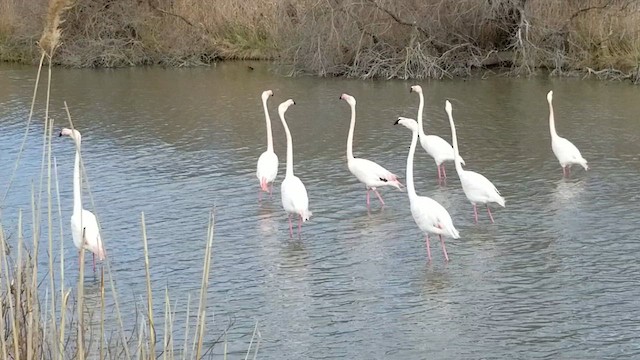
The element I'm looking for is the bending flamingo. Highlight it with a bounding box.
[394,117,459,261]
[59,128,105,272]
[256,89,278,199]
[445,101,505,224]
[410,85,464,182]
[278,99,312,237]
[340,93,402,209]
[547,90,589,176]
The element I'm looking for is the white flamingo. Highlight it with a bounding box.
[340,93,402,209]
[278,99,312,237]
[445,101,505,223]
[59,128,105,271]
[394,117,459,261]
[547,90,589,176]
[256,89,278,199]
[410,85,464,182]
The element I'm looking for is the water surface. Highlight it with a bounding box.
[1,63,640,359]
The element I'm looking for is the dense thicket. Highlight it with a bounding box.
[1,0,639,80]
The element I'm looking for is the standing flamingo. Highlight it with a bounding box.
[256,89,278,200]
[394,117,459,261]
[59,128,105,272]
[340,93,402,209]
[278,99,312,237]
[547,90,589,176]
[444,101,505,224]
[410,85,464,182]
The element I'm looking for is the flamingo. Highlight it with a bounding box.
[59,128,105,272]
[340,93,402,209]
[278,99,312,237]
[444,101,505,224]
[256,89,278,200]
[394,117,459,261]
[410,85,464,182]
[547,90,589,176]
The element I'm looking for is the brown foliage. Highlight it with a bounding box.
[1,0,639,81]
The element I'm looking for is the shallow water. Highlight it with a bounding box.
[1,63,640,358]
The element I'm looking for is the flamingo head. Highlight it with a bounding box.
[546,90,553,103]
[59,127,81,141]
[445,100,453,115]
[410,85,422,94]
[394,117,418,132]
[261,90,274,101]
[339,93,356,106]
[278,99,295,115]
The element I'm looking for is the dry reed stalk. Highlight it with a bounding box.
[0,224,8,360]
[141,212,157,358]
[194,210,215,359]
[13,209,23,358]
[59,289,71,360]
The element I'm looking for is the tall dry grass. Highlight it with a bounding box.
[1,0,639,81]
[0,0,259,358]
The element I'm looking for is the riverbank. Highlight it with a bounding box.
[1,0,639,81]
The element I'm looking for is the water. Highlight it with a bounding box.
[1,63,640,359]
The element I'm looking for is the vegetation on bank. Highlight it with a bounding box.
[1,0,639,81]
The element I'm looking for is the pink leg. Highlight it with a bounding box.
[269,183,273,199]
[440,235,449,262]
[258,188,263,203]
[436,165,442,181]
[562,166,567,177]
[288,214,293,238]
[567,166,571,176]
[473,204,479,223]
[425,235,431,261]
[373,189,385,206]
[298,215,302,238]
[92,253,96,272]
[366,189,370,209]
[486,205,495,224]
[441,164,447,179]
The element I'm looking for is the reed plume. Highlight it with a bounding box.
[38,0,73,56]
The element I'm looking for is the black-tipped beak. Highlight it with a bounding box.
[338,95,341,100]
[409,88,413,93]
[270,92,274,97]
[58,131,63,137]
[394,119,400,125]
[292,100,296,105]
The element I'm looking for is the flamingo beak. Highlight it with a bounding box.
[394,119,400,125]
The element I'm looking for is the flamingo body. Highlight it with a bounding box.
[256,90,279,194]
[278,99,312,237]
[348,158,401,189]
[281,176,311,221]
[395,117,459,261]
[410,85,463,181]
[410,196,460,238]
[340,93,401,208]
[256,151,278,191]
[547,90,588,174]
[444,102,505,223]
[71,209,105,260]
[60,127,105,270]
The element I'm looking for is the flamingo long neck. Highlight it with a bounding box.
[548,100,558,139]
[406,129,418,199]
[447,111,465,174]
[346,102,356,161]
[417,92,427,138]
[72,136,82,216]
[279,110,294,177]
[263,98,274,152]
